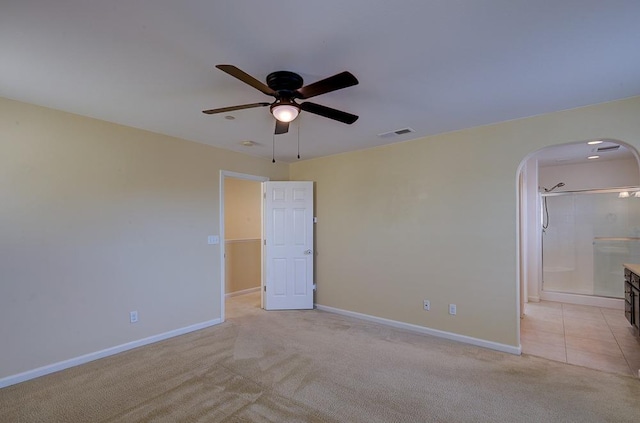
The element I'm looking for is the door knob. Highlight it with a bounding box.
[304,249,313,255]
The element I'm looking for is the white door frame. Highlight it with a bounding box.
[219,170,269,323]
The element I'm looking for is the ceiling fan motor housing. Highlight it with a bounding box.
[266,71,304,99]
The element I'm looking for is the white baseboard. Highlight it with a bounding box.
[225,286,260,298]
[315,304,521,356]
[528,296,541,303]
[0,318,222,389]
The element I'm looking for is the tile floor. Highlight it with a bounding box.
[522,301,640,377]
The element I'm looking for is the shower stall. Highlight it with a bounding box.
[542,187,640,300]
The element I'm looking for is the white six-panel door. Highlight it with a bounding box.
[263,181,314,310]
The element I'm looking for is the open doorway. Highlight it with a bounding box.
[220,171,268,322]
[520,139,640,308]
[517,139,640,375]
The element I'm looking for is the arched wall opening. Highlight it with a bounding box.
[517,138,640,326]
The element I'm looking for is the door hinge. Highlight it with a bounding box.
[264,285,267,292]
[313,283,317,291]
[264,239,266,245]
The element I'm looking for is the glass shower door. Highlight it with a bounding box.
[593,238,640,298]
[542,188,640,299]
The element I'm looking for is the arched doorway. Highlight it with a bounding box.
[517,138,640,374]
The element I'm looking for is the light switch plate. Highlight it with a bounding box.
[207,235,220,245]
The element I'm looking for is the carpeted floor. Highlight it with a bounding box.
[1,291,639,422]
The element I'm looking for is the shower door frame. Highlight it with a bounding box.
[539,186,639,309]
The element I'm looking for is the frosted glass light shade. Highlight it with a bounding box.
[272,104,299,122]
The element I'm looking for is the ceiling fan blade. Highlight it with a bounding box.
[216,64,276,96]
[275,120,290,135]
[295,71,358,99]
[202,102,270,115]
[299,102,359,124]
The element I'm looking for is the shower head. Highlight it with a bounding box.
[544,182,565,192]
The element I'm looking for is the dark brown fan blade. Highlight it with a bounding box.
[299,102,358,124]
[275,120,289,135]
[202,102,270,115]
[294,71,358,99]
[216,65,276,96]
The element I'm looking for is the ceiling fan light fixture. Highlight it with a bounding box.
[271,104,300,123]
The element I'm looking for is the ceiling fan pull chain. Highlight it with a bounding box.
[272,133,276,163]
[297,120,301,160]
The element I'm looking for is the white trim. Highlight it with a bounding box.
[540,291,624,309]
[219,170,269,323]
[225,286,260,298]
[0,319,222,389]
[220,171,268,182]
[225,238,261,243]
[315,304,522,356]
[528,296,541,303]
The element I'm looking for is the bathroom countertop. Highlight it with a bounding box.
[623,263,640,275]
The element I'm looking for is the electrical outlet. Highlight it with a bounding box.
[130,311,138,323]
[449,304,456,315]
[423,300,430,311]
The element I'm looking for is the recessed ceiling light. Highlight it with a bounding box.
[241,140,255,147]
[225,115,236,120]
[587,140,603,145]
[587,155,600,159]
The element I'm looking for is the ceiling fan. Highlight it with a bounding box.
[203,65,359,135]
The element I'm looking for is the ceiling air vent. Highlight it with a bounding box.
[596,145,620,152]
[378,127,415,138]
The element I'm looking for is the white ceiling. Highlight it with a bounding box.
[2,1,640,163]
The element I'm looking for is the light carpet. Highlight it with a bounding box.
[1,292,639,422]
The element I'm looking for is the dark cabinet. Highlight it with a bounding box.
[624,267,640,333]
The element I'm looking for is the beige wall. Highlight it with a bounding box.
[0,97,288,379]
[224,178,262,293]
[225,240,262,294]
[4,93,640,381]
[290,96,640,347]
[224,178,261,240]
